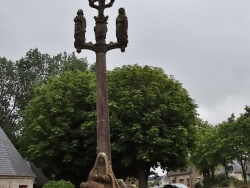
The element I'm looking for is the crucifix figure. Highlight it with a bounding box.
[74,1,128,188]
[88,0,115,15]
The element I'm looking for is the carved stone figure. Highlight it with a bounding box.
[80,153,119,188]
[116,8,128,52]
[74,9,87,44]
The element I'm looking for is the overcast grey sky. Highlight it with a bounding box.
[1,0,250,125]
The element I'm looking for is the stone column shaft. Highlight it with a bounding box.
[96,52,111,161]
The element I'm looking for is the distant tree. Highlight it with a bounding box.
[235,106,250,183]
[0,48,90,144]
[15,49,47,113]
[108,65,198,188]
[215,116,237,178]
[191,121,222,178]
[0,57,18,144]
[15,49,89,112]
[217,107,250,183]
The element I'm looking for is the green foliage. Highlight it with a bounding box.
[15,49,89,112]
[203,174,244,188]
[19,71,96,186]
[148,180,160,187]
[229,177,245,187]
[216,107,250,183]
[19,64,198,187]
[194,182,202,188]
[191,120,224,177]
[0,48,90,144]
[43,180,74,188]
[108,65,198,184]
[192,106,250,183]
[0,57,18,144]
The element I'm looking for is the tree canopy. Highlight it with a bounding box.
[108,65,198,187]
[0,57,18,143]
[0,48,90,145]
[19,71,97,185]
[190,120,223,178]
[216,107,250,183]
[4,49,250,186]
[19,64,198,187]
[191,106,250,183]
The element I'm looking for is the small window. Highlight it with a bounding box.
[247,174,250,181]
[19,186,28,188]
[179,179,184,183]
[226,166,233,174]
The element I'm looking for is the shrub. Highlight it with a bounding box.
[203,176,216,187]
[221,179,230,187]
[229,177,244,186]
[203,174,245,187]
[43,180,74,188]
[194,182,202,188]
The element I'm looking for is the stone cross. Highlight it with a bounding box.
[74,1,128,188]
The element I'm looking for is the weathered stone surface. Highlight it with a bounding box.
[75,1,128,187]
[80,153,120,188]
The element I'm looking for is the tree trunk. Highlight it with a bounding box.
[211,167,215,178]
[138,165,149,188]
[223,164,228,177]
[238,159,247,183]
[202,169,210,178]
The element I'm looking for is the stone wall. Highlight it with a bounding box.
[168,173,191,186]
[0,176,34,188]
[167,168,203,188]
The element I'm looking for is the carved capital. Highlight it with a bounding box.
[95,43,107,53]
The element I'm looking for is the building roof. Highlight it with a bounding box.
[28,161,49,186]
[148,175,163,181]
[231,162,244,173]
[0,127,36,177]
[167,167,193,176]
[228,161,250,174]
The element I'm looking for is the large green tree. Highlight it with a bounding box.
[19,71,97,185]
[108,65,198,188]
[19,65,198,187]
